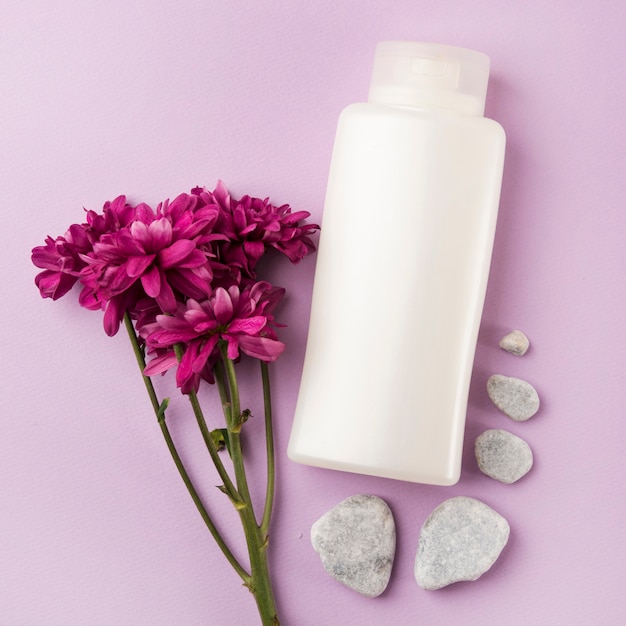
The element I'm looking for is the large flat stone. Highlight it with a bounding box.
[311,494,396,597]
[415,496,510,590]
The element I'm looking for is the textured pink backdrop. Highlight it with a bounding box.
[2,1,625,625]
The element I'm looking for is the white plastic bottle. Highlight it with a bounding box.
[288,41,506,485]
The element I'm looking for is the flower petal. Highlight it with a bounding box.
[243,240,265,265]
[134,203,156,223]
[129,221,151,246]
[109,264,137,294]
[228,316,267,335]
[238,335,285,362]
[155,277,177,314]
[225,335,240,360]
[141,264,161,297]
[34,270,77,300]
[176,344,201,393]
[147,325,196,346]
[148,218,173,250]
[154,314,190,331]
[192,335,219,373]
[103,297,126,336]
[176,248,208,269]
[78,285,103,310]
[167,266,212,299]
[213,287,233,325]
[213,180,231,211]
[144,352,178,376]
[158,239,197,269]
[127,254,155,277]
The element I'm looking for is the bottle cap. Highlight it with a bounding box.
[368,41,490,115]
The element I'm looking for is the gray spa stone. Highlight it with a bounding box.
[475,428,533,483]
[415,496,510,590]
[499,329,530,356]
[487,374,540,421]
[311,494,395,597]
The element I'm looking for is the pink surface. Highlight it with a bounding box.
[2,2,625,625]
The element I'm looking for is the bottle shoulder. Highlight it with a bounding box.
[338,102,505,141]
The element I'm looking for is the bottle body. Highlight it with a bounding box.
[288,101,505,485]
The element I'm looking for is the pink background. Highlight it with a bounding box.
[2,2,625,624]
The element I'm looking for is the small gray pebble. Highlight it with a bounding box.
[487,374,540,421]
[311,494,395,597]
[415,496,510,590]
[499,330,530,356]
[475,429,533,483]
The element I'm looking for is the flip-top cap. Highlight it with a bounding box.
[368,41,491,116]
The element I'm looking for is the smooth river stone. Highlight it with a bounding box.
[487,374,540,421]
[499,329,530,356]
[475,428,534,483]
[311,494,396,597]
[415,496,510,590]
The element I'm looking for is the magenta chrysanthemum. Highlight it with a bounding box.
[143,281,285,393]
[31,196,138,302]
[79,193,220,334]
[31,224,92,300]
[192,181,319,277]
[32,183,317,340]
[84,195,137,240]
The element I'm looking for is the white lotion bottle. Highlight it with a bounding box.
[288,42,505,485]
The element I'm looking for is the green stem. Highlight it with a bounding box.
[219,343,279,626]
[260,361,275,537]
[188,388,241,505]
[214,358,231,414]
[170,344,241,504]
[123,313,160,415]
[123,313,250,584]
[156,410,250,583]
[219,345,253,508]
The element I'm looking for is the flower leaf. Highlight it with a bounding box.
[216,484,246,510]
[157,398,170,423]
[211,428,231,456]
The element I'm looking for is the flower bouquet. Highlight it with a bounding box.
[31,182,319,625]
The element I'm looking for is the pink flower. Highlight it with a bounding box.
[31,224,92,299]
[32,196,136,302]
[192,182,319,277]
[32,184,318,343]
[80,194,218,335]
[84,195,136,240]
[143,281,285,393]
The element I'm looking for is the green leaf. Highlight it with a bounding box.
[230,408,252,433]
[216,484,246,510]
[157,398,170,423]
[210,428,231,456]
